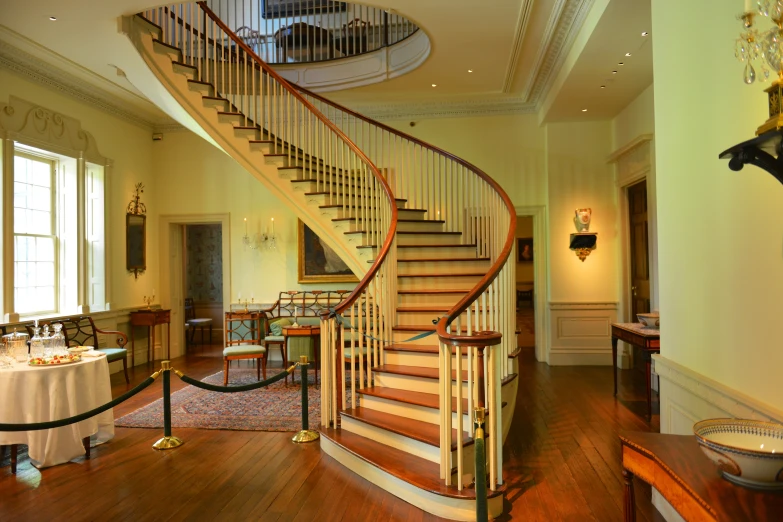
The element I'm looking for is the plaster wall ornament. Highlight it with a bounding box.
[0,96,108,165]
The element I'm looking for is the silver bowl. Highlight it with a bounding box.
[636,312,659,328]
[694,418,783,490]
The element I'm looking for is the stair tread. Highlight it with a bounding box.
[397,231,461,235]
[398,257,489,263]
[374,364,468,382]
[399,272,485,278]
[385,344,441,354]
[357,386,465,412]
[398,243,477,248]
[340,407,473,449]
[320,428,502,500]
[397,289,471,294]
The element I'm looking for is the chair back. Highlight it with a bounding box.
[225,311,262,346]
[184,298,195,321]
[25,316,96,348]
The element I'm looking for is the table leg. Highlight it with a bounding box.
[83,436,91,459]
[150,325,155,365]
[612,336,618,396]
[167,322,171,360]
[131,326,135,369]
[623,468,636,522]
[314,334,320,385]
[646,357,652,421]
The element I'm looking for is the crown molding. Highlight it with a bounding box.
[524,0,594,106]
[348,96,537,122]
[0,30,179,132]
[502,0,536,93]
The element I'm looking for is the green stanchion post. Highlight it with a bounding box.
[474,407,488,522]
[292,356,319,443]
[153,361,184,450]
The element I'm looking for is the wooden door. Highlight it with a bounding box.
[628,181,650,317]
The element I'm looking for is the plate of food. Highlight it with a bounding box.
[28,354,82,366]
[67,346,92,354]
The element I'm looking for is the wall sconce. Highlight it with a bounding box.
[570,208,597,262]
[243,217,277,251]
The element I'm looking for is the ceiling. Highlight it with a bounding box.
[0,0,652,127]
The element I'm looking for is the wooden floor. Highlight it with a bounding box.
[0,339,664,521]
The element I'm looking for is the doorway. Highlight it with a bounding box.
[515,215,535,351]
[183,224,224,348]
[628,180,651,317]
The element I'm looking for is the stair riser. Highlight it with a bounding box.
[397,210,426,221]
[172,63,197,79]
[218,113,246,125]
[396,311,471,326]
[392,331,438,344]
[187,82,214,96]
[398,276,482,290]
[152,40,182,61]
[375,373,470,397]
[398,245,478,260]
[398,260,490,275]
[248,141,273,154]
[234,127,260,140]
[202,98,230,111]
[396,221,444,233]
[340,416,441,464]
[289,180,371,194]
[383,350,439,368]
[360,394,471,427]
[397,234,462,246]
[397,293,466,307]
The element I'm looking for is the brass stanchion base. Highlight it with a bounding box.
[152,435,184,450]
[292,430,319,443]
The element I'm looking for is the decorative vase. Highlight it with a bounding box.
[574,208,592,232]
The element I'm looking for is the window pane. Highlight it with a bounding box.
[34,286,55,312]
[14,181,29,209]
[14,156,29,183]
[36,262,55,286]
[15,237,27,262]
[31,160,51,187]
[30,186,51,211]
[29,210,52,235]
[14,208,27,234]
[37,237,54,262]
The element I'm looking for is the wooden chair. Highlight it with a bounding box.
[336,18,369,56]
[223,311,266,386]
[274,22,334,62]
[184,298,213,347]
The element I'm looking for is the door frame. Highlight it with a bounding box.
[158,213,231,359]
[515,205,547,363]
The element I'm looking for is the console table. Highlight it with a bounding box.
[620,431,783,521]
[130,309,171,366]
[611,323,660,420]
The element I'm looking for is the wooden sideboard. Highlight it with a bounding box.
[130,309,171,366]
[620,431,783,521]
[611,323,660,420]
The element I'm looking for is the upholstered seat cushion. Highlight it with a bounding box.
[187,318,212,325]
[97,347,127,363]
[264,335,285,343]
[223,344,267,357]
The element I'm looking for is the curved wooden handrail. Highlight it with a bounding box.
[196,2,398,314]
[291,85,517,342]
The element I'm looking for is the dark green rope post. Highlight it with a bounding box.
[474,407,488,522]
[292,356,319,443]
[153,361,183,450]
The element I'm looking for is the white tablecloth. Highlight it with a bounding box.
[0,356,114,468]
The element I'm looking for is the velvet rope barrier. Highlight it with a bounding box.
[174,364,296,393]
[0,375,158,432]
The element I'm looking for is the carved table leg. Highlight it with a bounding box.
[645,357,652,421]
[83,436,91,459]
[612,336,618,396]
[623,468,636,522]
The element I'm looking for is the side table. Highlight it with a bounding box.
[611,322,660,420]
[130,309,171,366]
[282,325,320,384]
[620,431,783,521]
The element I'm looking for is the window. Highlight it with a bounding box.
[14,153,57,315]
[9,146,106,317]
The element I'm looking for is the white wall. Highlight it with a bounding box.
[653,0,782,411]
[612,84,654,150]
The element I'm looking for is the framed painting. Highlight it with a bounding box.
[262,0,346,19]
[518,237,533,263]
[298,220,358,283]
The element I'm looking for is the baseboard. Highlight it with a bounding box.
[549,350,613,366]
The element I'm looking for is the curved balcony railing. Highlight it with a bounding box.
[203,0,418,64]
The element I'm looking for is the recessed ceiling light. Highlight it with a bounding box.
[612,70,618,74]
[600,85,606,89]
[618,62,625,65]
[625,53,631,57]
[581,109,587,112]
[49,16,57,21]
[641,31,649,36]
[431,83,437,87]
[468,69,473,73]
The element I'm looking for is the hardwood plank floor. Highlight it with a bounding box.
[0,342,664,521]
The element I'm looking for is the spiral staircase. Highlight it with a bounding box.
[122,3,518,520]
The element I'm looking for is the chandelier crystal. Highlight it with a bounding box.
[736,1,783,84]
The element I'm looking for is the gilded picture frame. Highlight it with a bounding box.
[297,220,358,283]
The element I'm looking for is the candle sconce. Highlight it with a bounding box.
[243,217,277,251]
[570,208,597,262]
[143,292,155,309]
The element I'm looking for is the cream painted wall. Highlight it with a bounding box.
[0,69,158,311]
[385,114,548,208]
[515,216,534,283]
[612,83,654,150]
[152,131,356,304]
[653,0,782,409]
[546,121,618,303]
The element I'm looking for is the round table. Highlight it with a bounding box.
[0,355,114,468]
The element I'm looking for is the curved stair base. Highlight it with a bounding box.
[320,430,504,521]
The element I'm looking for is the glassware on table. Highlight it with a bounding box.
[52,323,67,356]
[3,329,30,363]
[42,324,53,358]
[30,325,44,360]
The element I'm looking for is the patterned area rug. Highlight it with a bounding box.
[115,369,321,432]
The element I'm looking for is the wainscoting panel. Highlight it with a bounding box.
[548,302,618,365]
[651,355,783,521]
